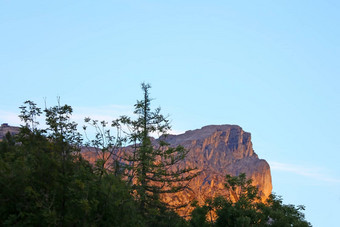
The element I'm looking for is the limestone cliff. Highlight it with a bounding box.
[0,123,272,206]
[82,124,272,215]
[159,125,272,215]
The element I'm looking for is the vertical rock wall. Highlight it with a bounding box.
[161,125,272,215]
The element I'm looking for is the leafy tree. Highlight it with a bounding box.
[259,194,310,227]
[189,200,210,227]
[0,100,142,226]
[114,83,199,221]
[83,117,125,178]
[82,117,144,226]
[190,173,311,227]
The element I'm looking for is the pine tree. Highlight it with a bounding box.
[114,83,199,219]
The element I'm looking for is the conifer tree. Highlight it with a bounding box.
[114,83,199,218]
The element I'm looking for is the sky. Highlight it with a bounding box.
[1,1,339,225]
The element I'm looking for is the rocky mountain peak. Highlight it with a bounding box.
[164,124,256,159]
[160,125,272,215]
[82,124,272,216]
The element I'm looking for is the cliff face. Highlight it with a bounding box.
[82,124,272,215]
[0,123,271,206]
[0,123,20,141]
[160,125,272,214]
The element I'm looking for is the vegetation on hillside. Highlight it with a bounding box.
[0,84,311,226]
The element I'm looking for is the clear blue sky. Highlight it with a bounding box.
[1,1,339,225]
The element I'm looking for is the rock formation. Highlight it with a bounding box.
[0,123,20,141]
[82,124,272,216]
[159,125,272,215]
[0,123,272,216]
[1,123,271,214]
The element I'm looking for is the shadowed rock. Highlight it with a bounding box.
[0,123,20,141]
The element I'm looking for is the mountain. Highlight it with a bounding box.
[82,124,272,216]
[0,122,272,215]
[159,125,272,215]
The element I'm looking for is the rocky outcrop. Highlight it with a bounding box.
[160,125,272,215]
[83,124,272,215]
[0,123,20,141]
[0,123,272,207]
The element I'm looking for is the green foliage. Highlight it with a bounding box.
[2,86,311,227]
[83,117,126,178]
[190,174,311,227]
[114,83,199,220]
[189,201,210,227]
[1,92,191,226]
[260,194,311,227]
[0,100,142,226]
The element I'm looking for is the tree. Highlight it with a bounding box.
[0,100,143,226]
[114,83,199,220]
[260,194,311,227]
[190,173,311,227]
[83,117,125,178]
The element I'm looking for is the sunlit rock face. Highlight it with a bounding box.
[160,125,272,215]
[0,122,272,212]
[82,124,272,216]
